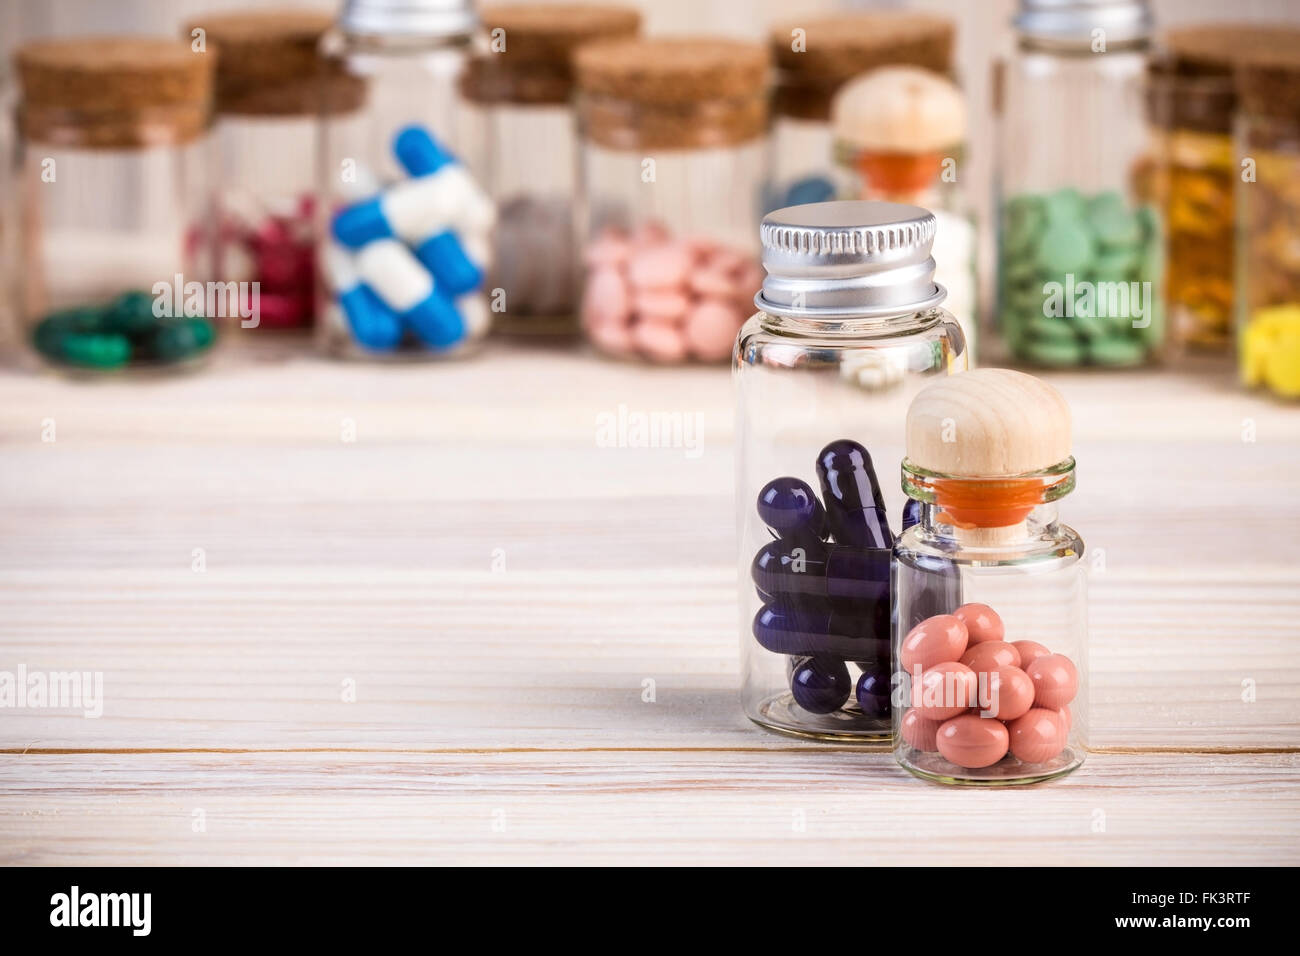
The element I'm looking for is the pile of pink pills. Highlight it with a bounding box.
[581,224,763,363]
[220,193,317,329]
[899,602,1078,770]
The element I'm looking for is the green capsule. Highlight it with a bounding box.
[1089,335,1148,367]
[58,332,131,369]
[146,317,215,362]
[1020,336,1085,367]
[104,289,164,339]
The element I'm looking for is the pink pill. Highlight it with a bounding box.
[628,243,692,289]
[981,665,1035,722]
[954,603,1004,644]
[683,299,742,362]
[581,267,630,331]
[631,320,688,363]
[900,614,969,672]
[631,221,670,246]
[584,233,631,268]
[910,660,977,721]
[900,709,944,752]
[936,713,1010,769]
[1026,653,1078,710]
[1011,640,1052,670]
[1058,706,1072,733]
[959,640,1021,675]
[1008,708,1067,763]
[688,268,737,298]
[587,320,634,358]
[633,289,690,323]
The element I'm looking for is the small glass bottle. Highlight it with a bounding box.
[892,368,1087,785]
[574,37,770,364]
[1237,48,1300,400]
[462,3,640,336]
[737,201,968,742]
[13,37,218,374]
[317,0,493,360]
[766,11,955,214]
[833,66,977,362]
[192,8,358,334]
[996,0,1163,368]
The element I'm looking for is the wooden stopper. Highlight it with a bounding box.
[907,368,1071,478]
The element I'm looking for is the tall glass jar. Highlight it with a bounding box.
[892,369,1086,785]
[833,66,977,362]
[996,0,1163,368]
[574,37,770,364]
[462,3,640,336]
[766,12,955,214]
[13,37,218,374]
[317,0,493,360]
[192,9,357,334]
[736,201,968,742]
[1237,50,1300,400]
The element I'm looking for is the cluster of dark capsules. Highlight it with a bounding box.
[751,439,905,717]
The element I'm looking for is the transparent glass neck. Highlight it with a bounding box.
[758,306,949,338]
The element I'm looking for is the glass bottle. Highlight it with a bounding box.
[317,0,493,360]
[13,37,218,374]
[892,368,1086,785]
[1237,48,1300,400]
[765,11,955,214]
[574,37,770,364]
[462,3,640,336]
[996,0,1163,368]
[736,201,968,742]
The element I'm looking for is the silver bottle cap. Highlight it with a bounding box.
[756,201,946,320]
[1013,0,1153,48]
[339,0,477,37]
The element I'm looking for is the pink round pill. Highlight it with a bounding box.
[631,321,688,363]
[584,233,631,268]
[1026,653,1078,710]
[688,268,737,298]
[959,640,1021,676]
[587,320,635,357]
[628,243,692,290]
[581,267,630,331]
[954,603,1004,644]
[683,299,742,362]
[936,713,1010,769]
[1008,708,1067,763]
[900,709,944,752]
[982,665,1035,722]
[1011,640,1052,670]
[1058,706,1072,733]
[900,614,969,672]
[633,289,690,324]
[910,660,977,721]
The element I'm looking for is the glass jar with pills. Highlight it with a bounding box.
[192,8,361,335]
[462,3,640,336]
[892,369,1087,785]
[1237,49,1300,400]
[765,11,955,215]
[736,201,968,742]
[317,0,493,359]
[996,0,1163,368]
[833,66,977,361]
[12,37,218,374]
[574,37,770,364]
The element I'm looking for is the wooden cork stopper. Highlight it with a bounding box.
[186,9,364,116]
[832,66,965,153]
[906,369,1071,478]
[769,12,954,121]
[574,37,770,149]
[1237,42,1300,122]
[463,4,641,105]
[16,37,213,146]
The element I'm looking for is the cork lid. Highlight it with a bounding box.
[1237,42,1300,120]
[15,37,214,146]
[463,4,640,104]
[1164,23,1300,73]
[770,12,953,81]
[833,66,966,153]
[574,37,769,105]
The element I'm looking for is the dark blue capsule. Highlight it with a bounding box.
[901,498,922,532]
[751,539,890,604]
[753,601,889,661]
[817,439,894,549]
[790,656,851,714]
[756,476,827,543]
[855,664,892,718]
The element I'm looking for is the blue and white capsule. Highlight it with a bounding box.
[321,244,403,351]
[353,239,465,349]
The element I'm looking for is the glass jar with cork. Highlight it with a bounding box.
[1237,44,1300,400]
[12,37,218,373]
[317,0,495,360]
[892,369,1087,785]
[766,11,955,215]
[190,8,361,335]
[736,201,968,742]
[996,0,1163,368]
[462,3,640,336]
[574,37,770,364]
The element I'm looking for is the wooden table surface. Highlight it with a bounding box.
[1,341,1298,865]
